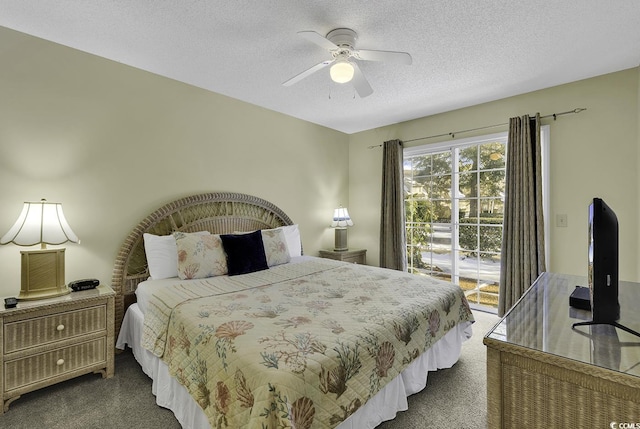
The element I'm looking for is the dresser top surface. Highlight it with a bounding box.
[1,285,114,316]
[484,272,640,378]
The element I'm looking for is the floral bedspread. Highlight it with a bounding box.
[142,258,473,429]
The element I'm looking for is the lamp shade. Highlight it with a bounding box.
[1,199,79,247]
[330,60,355,83]
[331,207,353,228]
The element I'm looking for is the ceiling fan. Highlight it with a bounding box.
[282,28,412,98]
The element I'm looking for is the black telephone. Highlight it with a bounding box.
[68,278,100,292]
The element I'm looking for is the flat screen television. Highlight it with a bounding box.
[573,198,639,338]
[587,197,619,323]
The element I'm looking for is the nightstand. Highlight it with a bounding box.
[0,284,115,413]
[319,248,367,264]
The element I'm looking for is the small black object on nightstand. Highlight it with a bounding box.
[4,297,18,309]
[69,278,100,292]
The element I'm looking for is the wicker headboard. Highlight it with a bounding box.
[110,192,294,337]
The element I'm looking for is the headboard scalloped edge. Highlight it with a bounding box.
[110,192,294,338]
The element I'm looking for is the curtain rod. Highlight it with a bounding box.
[368,107,587,148]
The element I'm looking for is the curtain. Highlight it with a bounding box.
[379,139,407,271]
[498,114,546,316]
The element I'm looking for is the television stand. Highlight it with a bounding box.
[484,272,640,429]
[572,320,640,338]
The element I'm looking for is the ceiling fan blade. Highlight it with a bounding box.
[282,60,333,86]
[351,62,373,98]
[355,49,413,65]
[298,31,339,51]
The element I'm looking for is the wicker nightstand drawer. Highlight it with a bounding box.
[4,337,107,392]
[4,305,106,354]
[340,253,365,264]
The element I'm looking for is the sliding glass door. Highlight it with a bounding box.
[404,133,507,311]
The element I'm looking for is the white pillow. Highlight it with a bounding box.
[143,231,210,280]
[281,224,302,257]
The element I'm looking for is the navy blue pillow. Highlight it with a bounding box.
[220,230,269,275]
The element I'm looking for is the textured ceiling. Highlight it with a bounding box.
[1,1,639,134]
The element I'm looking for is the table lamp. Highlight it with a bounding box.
[1,199,79,300]
[331,206,353,251]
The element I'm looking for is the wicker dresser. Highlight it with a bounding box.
[0,285,115,413]
[484,272,640,428]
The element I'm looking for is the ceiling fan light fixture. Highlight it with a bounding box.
[330,60,354,83]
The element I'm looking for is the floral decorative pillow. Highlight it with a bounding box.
[261,228,291,267]
[174,232,228,279]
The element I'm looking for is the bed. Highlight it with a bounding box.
[113,192,474,429]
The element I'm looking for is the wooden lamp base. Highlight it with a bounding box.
[334,228,349,251]
[19,248,70,300]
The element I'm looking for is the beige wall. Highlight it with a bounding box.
[1,26,638,300]
[637,68,640,270]
[0,27,349,298]
[349,68,640,282]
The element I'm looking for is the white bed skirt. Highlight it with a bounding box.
[116,303,473,429]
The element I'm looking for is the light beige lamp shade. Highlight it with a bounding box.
[1,199,80,300]
[331,206,353,251]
